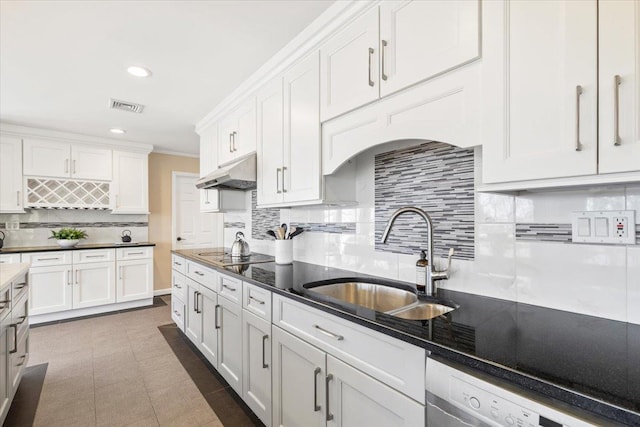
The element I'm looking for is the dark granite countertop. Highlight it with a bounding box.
[0,242,156,253]
[173,248,640,426]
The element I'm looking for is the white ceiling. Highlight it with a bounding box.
[0,0,334,155]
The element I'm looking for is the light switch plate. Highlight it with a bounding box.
[572,210,636,244]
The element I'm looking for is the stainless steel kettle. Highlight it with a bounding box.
[231,231,250,258]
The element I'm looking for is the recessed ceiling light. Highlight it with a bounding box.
[127,65,152,78]
[110,128,126,134]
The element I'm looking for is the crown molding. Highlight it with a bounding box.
[195,0,379,134]
[0,122,154,153]
[151,149,199,158]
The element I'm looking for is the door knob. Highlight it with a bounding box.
[177,237,185,241]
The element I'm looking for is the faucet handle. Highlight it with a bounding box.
[444,248,454,272]
[433,248,455,281]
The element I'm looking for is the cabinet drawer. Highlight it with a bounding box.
[273,294,426,403]
[21,251,72,267]
[116,246,152,260]
[73,249,115,264]
[0,286,11,320]
[171,254,186,274]
[186,260,217,289]
[12,293,29,336]
[0,254,21,264]
[172,270,187,302]
[218,273,242,304]
[171,295,185,332]
[243,282,271,321]
[11,272,28,307]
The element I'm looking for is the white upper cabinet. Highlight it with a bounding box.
[284,51,322,204]
[257,52,322,207]
[379,0,480,97]
[71,145,112,181]
[218,97,257,166]
[257,77,285,206]
[320,7,379,121]
[482,0,598,184]
[0,135,24,213]
[199,124,217,178]
[111,150,149,214]
[598,0,640,174]
[23,139,112,180]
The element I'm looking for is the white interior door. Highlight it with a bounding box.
[173,173,222,249]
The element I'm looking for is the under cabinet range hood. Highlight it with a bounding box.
[196,153,257,191]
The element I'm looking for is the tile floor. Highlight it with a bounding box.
[12,295,257,427]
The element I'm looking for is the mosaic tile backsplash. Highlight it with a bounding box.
[374,142,475,260]
[251,191,280,241]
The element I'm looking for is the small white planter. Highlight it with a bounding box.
[56,239,79,248]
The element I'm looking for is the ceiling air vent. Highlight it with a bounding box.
[109,98,144,113]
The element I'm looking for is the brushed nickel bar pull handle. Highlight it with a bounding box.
[232,131,238,152]
[17,355,26,366]
[229,133,233,153]
[127,252,144,255]
[173,309,181,317]
[282,166,287,193]
[575,85,583,151]
[326,373,334,421]
[16,190,20,206]
[73,160,77,174]
[276,168,282,194]
[222,284,237,292]
[174,261,182,266]
[381,40,388,81]
[249,295,265,305]
[75,269,79,285]
[368,47,375,87]
[85,255,104,258]
[313,324,344,341]
[313,367,322,412]
[67,270,71,285]
[214,304,221,329]
[194,271,205,276]
[262,334,269,368]
[9,324,18,353]
[614,75,621,146]
[197,292,202,314]
[119,266,123,280]
[17,315,26,325]
[65,158,69,173]
[14,283,26,290]
[193,291,198,312]
[37,257,60,261]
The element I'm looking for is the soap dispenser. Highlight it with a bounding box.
[416,250,428,293]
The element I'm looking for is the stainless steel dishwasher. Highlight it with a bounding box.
[425,357,622,427]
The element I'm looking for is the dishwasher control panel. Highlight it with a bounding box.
[426,358,599,427]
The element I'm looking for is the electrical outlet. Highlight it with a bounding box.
[572,210,635,244]
[5,221,19,230]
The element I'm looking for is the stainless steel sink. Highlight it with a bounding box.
[304,279,457,321]
[388,302,455,320]
[305,282,418,313]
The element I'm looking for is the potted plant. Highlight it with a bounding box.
[49,228,88,248]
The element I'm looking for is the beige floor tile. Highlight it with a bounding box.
[95,378,156,427]
[34,396,96,427]
[38,373,95,410]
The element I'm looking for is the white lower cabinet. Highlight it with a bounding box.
[185,279,202,343]
[272,326,425,427]
[242,310,271,426]
[218,295,243,396]
[116,258,153,303]
[73,262,116,308]
[28,265,72,315]
[199,285,219,367]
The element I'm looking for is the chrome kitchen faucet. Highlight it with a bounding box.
[380,207,454,296]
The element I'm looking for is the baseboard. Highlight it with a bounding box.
[154,288,172,296]
[30,298,153,325]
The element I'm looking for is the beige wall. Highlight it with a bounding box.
[148,152,199,291]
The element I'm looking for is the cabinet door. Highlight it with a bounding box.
[235,97,258,159]
[272,326,326,427]
[482,0,597,183]
[71,145,112,180]
[29,265,72,315]
[379,0,480,97]
[0,316,9,422]
[116,259,153,303]
[598,0,640,174]
[257,77,284,206]
[22,138,70,178]
[73,262,116,309]
[320,7,379,121]
[284,52,321,203]
[218,116,236,166]
[185,280,201,343]
[171,295,185,332]
[112,151,149,214]
[199,285,219,368]
[218,295,243,396]
[199,124,218,177]
[0,136,24,213]
[10,329,28,393]
[326,355,424,427]
[242,311,271,426]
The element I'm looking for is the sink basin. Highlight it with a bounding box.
[389,302,455,320]
[304,281,418,313]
